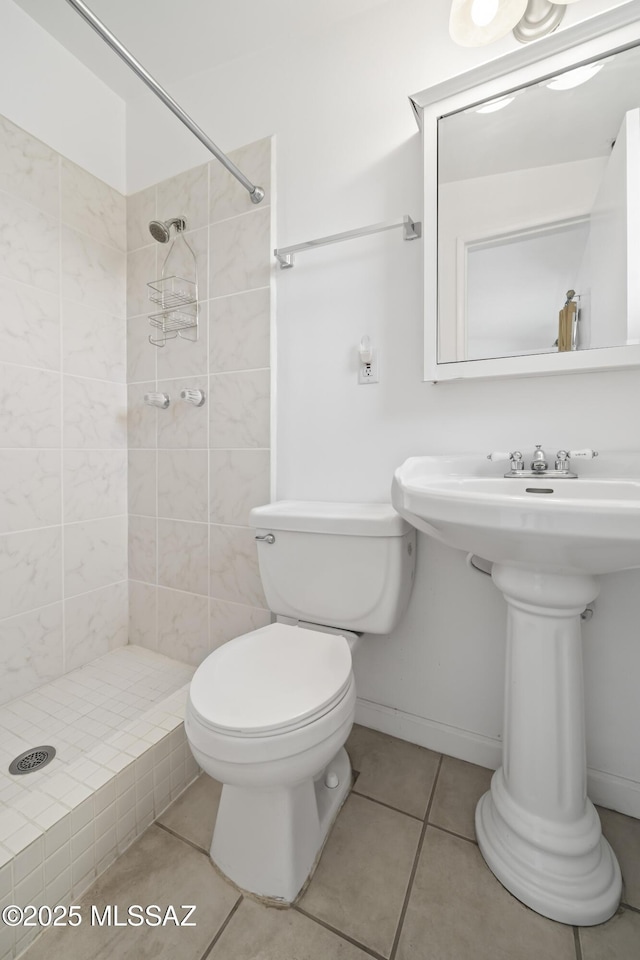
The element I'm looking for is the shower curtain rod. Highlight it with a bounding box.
[63,0,265,204]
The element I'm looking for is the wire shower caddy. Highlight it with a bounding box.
[147,226,199,347]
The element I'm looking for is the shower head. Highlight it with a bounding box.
[148,217,186,243]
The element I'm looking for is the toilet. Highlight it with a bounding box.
[185,500,415,903]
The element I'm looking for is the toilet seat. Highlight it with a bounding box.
[189,623,353,738]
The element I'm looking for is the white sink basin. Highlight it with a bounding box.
[392,453,640,575]
[391,452,639,926]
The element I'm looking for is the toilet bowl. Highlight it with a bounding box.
[185,501,415,903]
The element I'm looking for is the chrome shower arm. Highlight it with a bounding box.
[63,0,265,204]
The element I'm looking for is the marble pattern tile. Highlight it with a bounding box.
[62,301,126,383]
[209,524,265,608]
[128,450,157,518]
[0,364,60,448]
[0,115,59,217]
[209,288,270,373]
[61,158,126,252]
[0,603,63,706]
[127,185,156,252]
[157,587,210,666]
[157,376,208,449]
[0,526,62,619]
[209,449,270,525]
[158,520,208,596]
[210,207,271,298]
[0,277,59,371]
[127,382,157,450]
[209,598,271,651]
[128,580,157,650]
[128,515,157,584]
[64,377,127,449]
[157,163,209,233]
[209,370,270,449]
[63,450,127,523]
[0,191,59,293]
[210,137,271,223]
[64,516,128,598]
[158,449,208,523]
[127,245,156,319]
[396,827,575,960]
[64,582,128,671]
[156,301,208,381]
[154,227,208,301]
[127,315,156,383]
[0,450,61,534]
[61,226,125,316]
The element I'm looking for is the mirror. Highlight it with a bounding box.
[413,4,640,381]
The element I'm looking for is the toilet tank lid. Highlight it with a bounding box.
[249,501,411,537]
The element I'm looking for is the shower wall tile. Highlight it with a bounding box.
[209,136,272,223]
[127,383,157,449]
[0,191,59,293]
[0,526,62,620]
[156,302,208,381]
[64,516,128,598]
[157,588,209,666]
[209,598,271,652]
[128,450,157,518]
[157,519,209,596]
[209,449,270,526]
[0,603,64,706]
[0,364,61,448]
[158,449,208,523]
[157,164,209,233]
[127,315,156,383]
[128,580,157,650]
[0,450,61,534]
[0,115,59,217]
[62,451,127,523]
[209,524,266,608]
[63,377,127,449]
[0,277,60,371]
[161,226,209,300]
[62,301,126,383]
[128,516,157,584]
[61,158,126,252]
[209,369,270,449]
[157,376,208,449]
[210,207,271,298]
[127,245,156,319]
[209,288,270,373]
[127,186,157,253]
[65,582,128,671]
[61,226,126,316]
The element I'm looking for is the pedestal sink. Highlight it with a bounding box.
[391,453,640,926]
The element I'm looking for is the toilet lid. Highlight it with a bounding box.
[189,623,353,736]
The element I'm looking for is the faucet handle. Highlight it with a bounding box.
[487,450,523,464]
[568,449,598,459]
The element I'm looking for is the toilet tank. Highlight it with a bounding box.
[249,501,416,635]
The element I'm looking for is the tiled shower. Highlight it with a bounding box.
[0,111,274,958]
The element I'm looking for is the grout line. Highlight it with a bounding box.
[200,895,244,960]
[388,754,444,960]
[154,819,209,857]
[621,901,640,915]
[293,905,388,960]
[350,790,424,823]
[573,926,583,960]
[426,822,479,847]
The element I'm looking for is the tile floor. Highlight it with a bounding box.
[20,725,640,960]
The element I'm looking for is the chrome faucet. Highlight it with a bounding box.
[487,447,598,478]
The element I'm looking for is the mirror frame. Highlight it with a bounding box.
[412,1,640,383]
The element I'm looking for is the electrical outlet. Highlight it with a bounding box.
[358,350,379,384]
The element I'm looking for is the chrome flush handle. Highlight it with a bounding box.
[255,533,275,544]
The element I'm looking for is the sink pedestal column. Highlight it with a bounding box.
[475,564,621,926]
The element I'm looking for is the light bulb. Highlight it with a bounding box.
[471,0,499,27]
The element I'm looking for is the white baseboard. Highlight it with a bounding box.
[355,698,640,820]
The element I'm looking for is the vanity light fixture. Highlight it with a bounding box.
[450,0,584,47]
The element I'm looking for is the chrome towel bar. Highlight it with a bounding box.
[274,215,422,268]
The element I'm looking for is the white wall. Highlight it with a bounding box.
[16,0,630,816]
[0,0,125,191]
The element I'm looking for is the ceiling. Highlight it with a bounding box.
[14,0,393,100]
